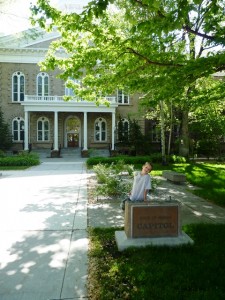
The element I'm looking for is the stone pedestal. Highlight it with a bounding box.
[115,201,194,251]
[162,171,186,183]
[125,201,180,238]
[81,150,89,158]
[51,150,60,158]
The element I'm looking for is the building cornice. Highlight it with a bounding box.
[0,47,66,64]
[0,47,48,63]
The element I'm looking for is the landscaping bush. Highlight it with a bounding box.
[170,154,187,163]
[86,154,187,167]
[0,152,40,167]
[92,159,160,198]
[0,149,6,158]
[93,160,134,197]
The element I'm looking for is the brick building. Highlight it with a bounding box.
[0,28,146,155]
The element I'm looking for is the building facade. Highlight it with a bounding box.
[0,29,146,154]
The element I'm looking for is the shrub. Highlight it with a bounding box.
[87,155,154,167]
[0,152,40,166]
[170,155,187,163]
[0,149,6,158]
[93,160,134,197]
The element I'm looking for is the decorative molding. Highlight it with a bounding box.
[0,47,66,63]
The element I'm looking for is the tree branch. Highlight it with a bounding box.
[126,47,184,67]
[182,25,216,41]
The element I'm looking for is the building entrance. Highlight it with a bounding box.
[65,117,81,148]
[67,132,79,147]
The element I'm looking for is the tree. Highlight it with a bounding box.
[0,108,12,150]
[188,77,225,157]
[30,0,225,157]
[128,118,145,155]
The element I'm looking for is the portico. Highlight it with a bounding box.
[21,95,118,152]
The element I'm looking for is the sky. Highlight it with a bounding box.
[0,0,90,36]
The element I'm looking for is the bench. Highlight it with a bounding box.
[162,171,186,184]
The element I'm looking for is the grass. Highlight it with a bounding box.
[0,166,30,170]
[148,162,225,207]
[0,153,40,169]
[88,160,225,299]
[88,224,225,300]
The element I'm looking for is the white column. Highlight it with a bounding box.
[24,110,29,150]
[83,112,88,150]
[54,111,59,150]
[111,112,115,150]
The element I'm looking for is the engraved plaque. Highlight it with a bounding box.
[125,202,180,238]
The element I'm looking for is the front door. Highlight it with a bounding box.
[67,133,79,147]
[65,117,81,148]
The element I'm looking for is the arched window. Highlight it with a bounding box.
[12,71,25,102]
[117,118,129,141]
[37,72,49,97]
[12,117,24,141]
[37,117,49,141]
[94,117,107,142]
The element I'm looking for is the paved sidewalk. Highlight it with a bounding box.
[88,175,225,228]
[1,149,225,300]
[0,150,89,300]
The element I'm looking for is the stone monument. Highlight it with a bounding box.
[115,200,194,251]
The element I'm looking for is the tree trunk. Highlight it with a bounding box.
[167,100,173,155]
[179,109,189,157]
[159,100,167,164]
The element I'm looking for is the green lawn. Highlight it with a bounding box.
[88,224,225,300]
[149,162,225,207]
[87,160,225,299]
[0,166,29,170]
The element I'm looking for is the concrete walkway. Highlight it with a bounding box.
[0,149,90,300]
[87,175,225,228]
[1,149,225,299]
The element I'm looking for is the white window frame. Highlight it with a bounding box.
[117,89,129,104]
[12,71,25,102]
[37,72,49,97]
[37,117,50,141]
[12,117,24,141]
[94,117,107,142]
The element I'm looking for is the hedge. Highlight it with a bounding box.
[0,153,40,166]
[86,154,187,167]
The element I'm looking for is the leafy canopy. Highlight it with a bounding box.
[30,0,225,103]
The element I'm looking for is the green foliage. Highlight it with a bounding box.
[0,108,12,150]
[170,155,187,163]
[93,160,134,197]
[86,154,187,167]
[128,118,145,154]
[89,158,225,206]
[0,153,40,167]
[88,224,225,299]
[117,115,129,143]
[31,0,225,157]
[0,150,6,158]
[185,163,225,206]
[151,162,225,206]
[31,0,225,100]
